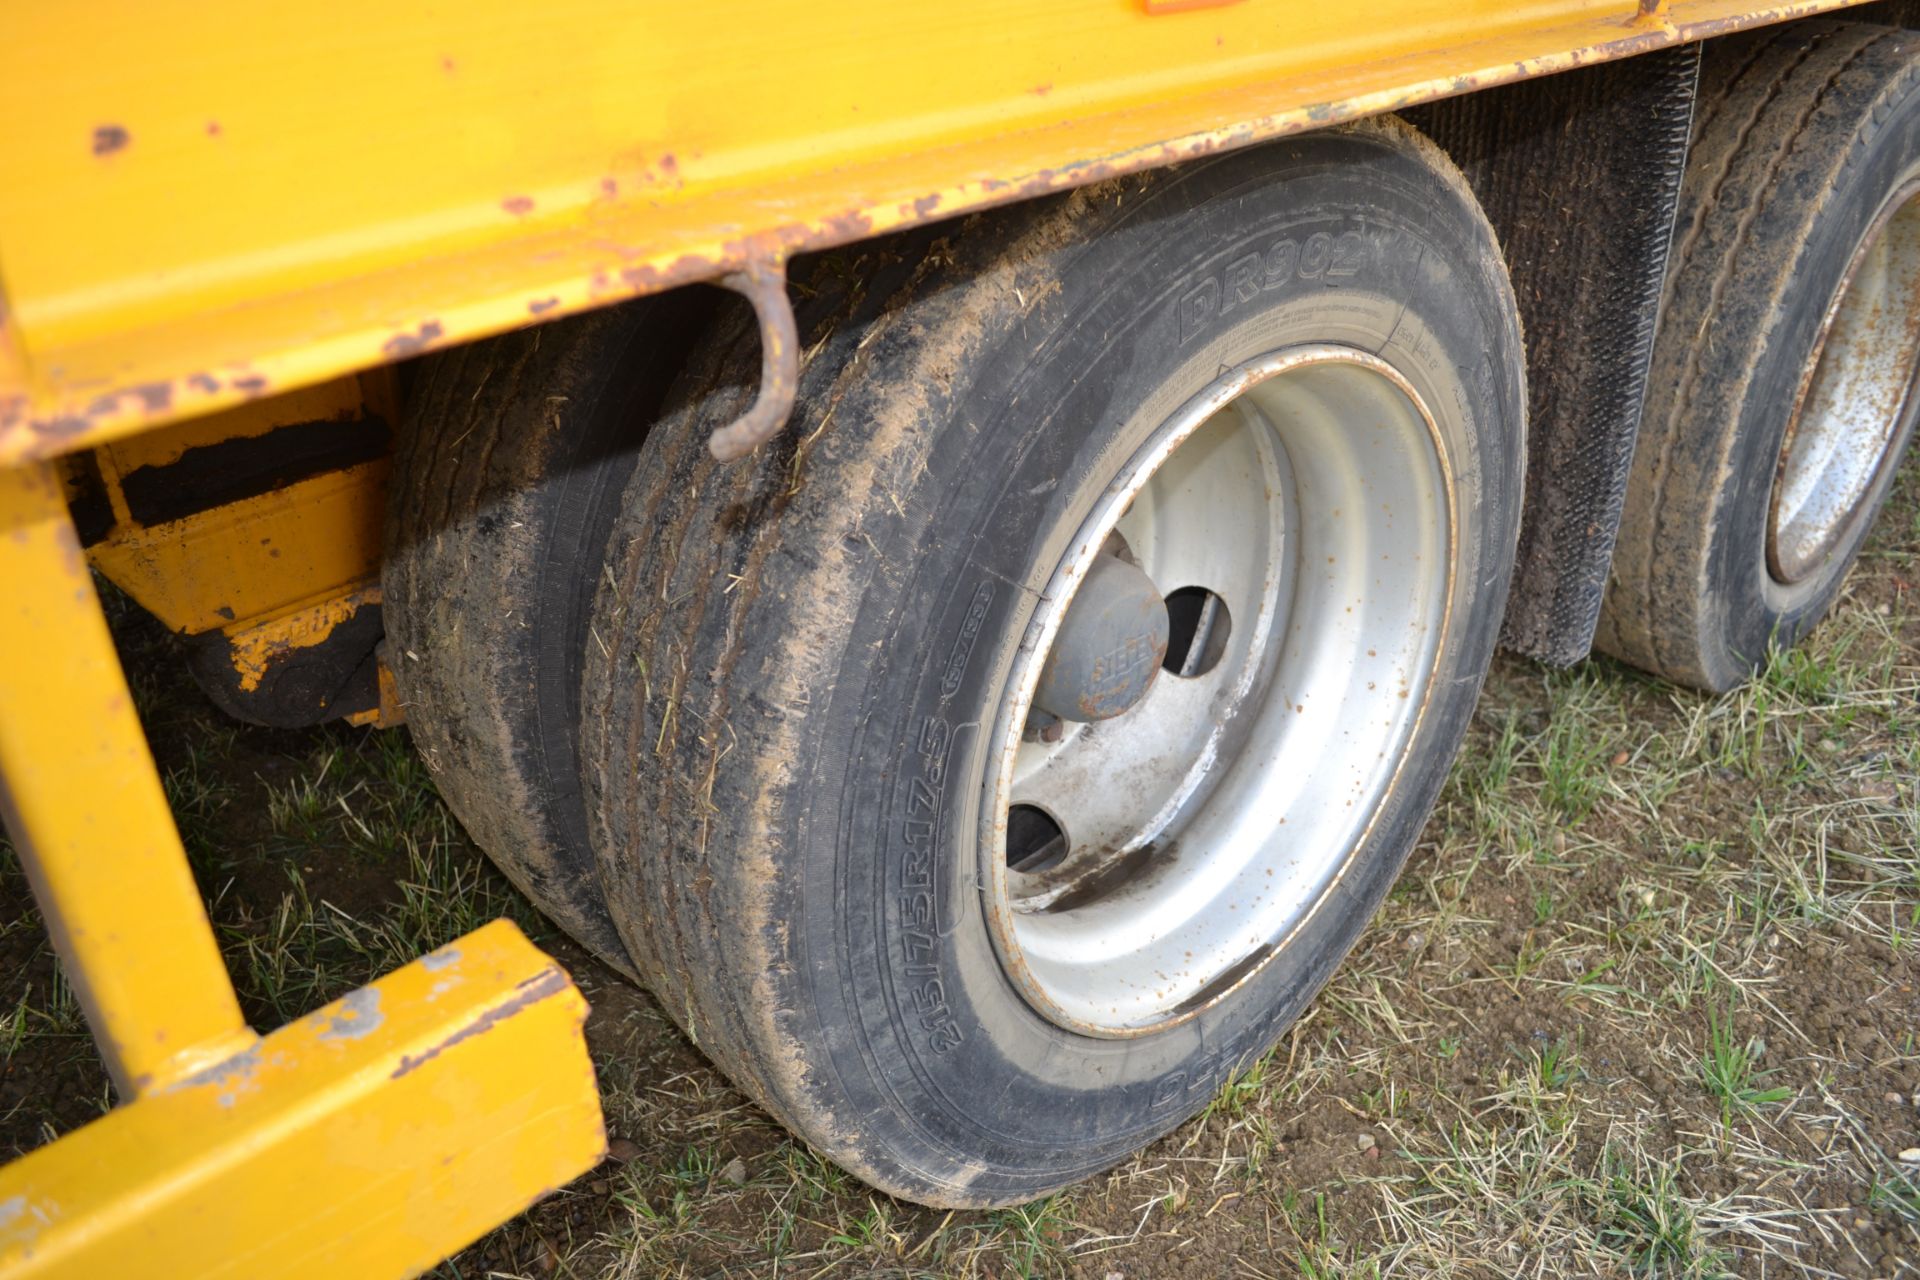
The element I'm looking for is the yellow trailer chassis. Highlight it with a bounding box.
[0,1,1884,1274]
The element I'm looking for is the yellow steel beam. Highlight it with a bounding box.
[0,403,597,1280]
[0,0,1875,464]
[0,460,253,1096]
[77,371,395,639]
[85,465,386,637]
[0,920,605,1280]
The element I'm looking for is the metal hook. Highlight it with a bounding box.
[707,258,800,461]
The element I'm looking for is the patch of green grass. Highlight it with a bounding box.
[1468,709,1525,814]
[0,994,30,1062]
[1589,1152,1728,1278]
[228,738,539,1024]
[662,1142,721,1189]
[1537,673,1617,824]
[265,748,343,845]
[259,730,456,868]
[1699,996,1793,1126]
[1759,633,1852,704]
[1868,1169,1920,1224]
[775,1140,853,1204]
[328,831,533,973]
[604,1166,702,1257]
[824,1201,892,1251]
[164,737,236,871]
[981,1195,1070,1279]
[1534,1037,1577,1091]
[1280,1189,1344,1279]
[1198,1048,1272,1123]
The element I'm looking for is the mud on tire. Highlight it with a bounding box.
[1599,20,1920,690]
[583,118,1527,1207]
[384,295,712,973]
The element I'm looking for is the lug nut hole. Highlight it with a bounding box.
[1162,587,1231,677]
[1006,804,1069,873]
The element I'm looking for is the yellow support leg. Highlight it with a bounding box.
[0,460,607,1276]
[0,459,253,1096]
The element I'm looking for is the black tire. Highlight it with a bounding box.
[583,117,1526,1206]
[1598,20,1920,690]
[384,295,712,974]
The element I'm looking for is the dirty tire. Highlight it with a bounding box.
[384,295,711,974]
[584,118,1526,1206]
[1598,20,1920,690]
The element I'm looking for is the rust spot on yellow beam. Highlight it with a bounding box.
[89,125,129,157]
[379,320,444,360]
[392,967,569,1078]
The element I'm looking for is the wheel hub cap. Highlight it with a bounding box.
[1032,551,1170,723]
[982,345,1454,1037]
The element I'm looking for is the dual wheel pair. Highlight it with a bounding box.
[384,21,1920,1208]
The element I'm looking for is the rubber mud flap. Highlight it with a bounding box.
[584,118,1528,1206]
[1409,46,1699,666]
[1599,20,1920,690]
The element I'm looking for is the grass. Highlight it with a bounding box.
[1700,991,1795,1127]
[2,483,1918,1279]
[1873,1170,1920,1225]
[1589,1148,1729,1278]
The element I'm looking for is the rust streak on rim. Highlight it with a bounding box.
[1769,176,1920,587]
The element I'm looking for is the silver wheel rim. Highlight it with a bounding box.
[1769,178,1920,586]
[982,345,1454,1037]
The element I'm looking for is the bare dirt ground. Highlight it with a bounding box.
[3,474,1918,1278]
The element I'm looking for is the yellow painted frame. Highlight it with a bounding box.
[0,461,602,1277]
[0,461,253,1096]
[80,374,393,637]
[0,922,604,1280]
[0,0,1875,466]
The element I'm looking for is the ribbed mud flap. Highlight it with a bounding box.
[1407,45,1700,666]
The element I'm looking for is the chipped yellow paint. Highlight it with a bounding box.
[0,0,1880,465]
[225,584,380,693]
[0,921,604,1280]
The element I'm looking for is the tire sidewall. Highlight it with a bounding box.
[1705,87,1920,680]
[773,127,1525,1201]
